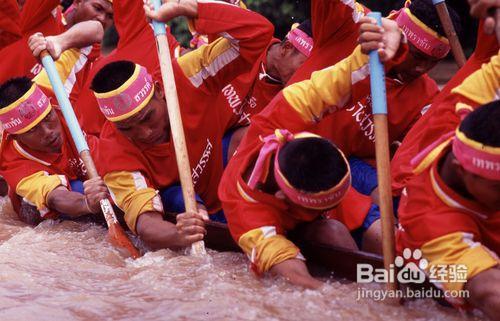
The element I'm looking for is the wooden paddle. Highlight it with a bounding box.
[151,0,206,256]
[40,51,140,259]
[367,12,397,292]
[432,0,466,67]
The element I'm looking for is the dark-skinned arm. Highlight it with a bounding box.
[46,176,109,217]
[270,259,323,289]
[465,266,500,320]
[136,209,206,250]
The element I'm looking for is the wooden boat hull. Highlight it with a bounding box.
[164,213,384,281]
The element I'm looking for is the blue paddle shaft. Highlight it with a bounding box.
[152,0,167,36]
[41,55,89,153]
[432,0,445,4]
[367,12,388,115]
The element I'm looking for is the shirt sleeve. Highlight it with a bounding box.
[176,0,274,95]
[222,178,303,274]
[421,232,499,300]
[113,0,180,56]
[282,42,408,124]
[0,0,21,48]
[16,171,68,217]
[33,46,93,104]
[311,0,366,48]
[281,45,369,123]
[451,52,500,105]
[19,0,60,34]
[104,170,164,234]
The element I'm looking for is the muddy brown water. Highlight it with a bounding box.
[0,197,487,321]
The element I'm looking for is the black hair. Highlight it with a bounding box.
[277,137,348,193]
[91,60,136,93]
[459,100,500,147]
[0,77,33,109]
[296,19,312,38]
[409,0,461,38]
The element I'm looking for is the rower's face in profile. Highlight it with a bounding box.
[14,109,63,154]
[463,171,500,211]
[73,0,114,30]
[114,91,169,147]
[278,43,308,83]
[391,43,440,83]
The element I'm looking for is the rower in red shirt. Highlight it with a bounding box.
[396,102,500,320]
[0,78,108,225]
[392,45,500,196]
[391,8,500,197]
[219,16,407,287]
[0,0,113,84]
[89,0,274,250]
[314,0,459,224]
[218,20,313,131]
[72,0,182,136]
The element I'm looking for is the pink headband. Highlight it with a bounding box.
[453,130,500,181]
[0,84,52,134]
[248,129,351,210]
[286,28,313,57]
[94,64,154,122]
[411,104,500,181]
[396,8,450,59]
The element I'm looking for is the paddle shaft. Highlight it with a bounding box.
[432,0,466,67]
[151,0,206,256]
[367,12,397,292]
[40,51,140,259]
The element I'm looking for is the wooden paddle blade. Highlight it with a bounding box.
[107,222,141,259]
[99,199,141,259]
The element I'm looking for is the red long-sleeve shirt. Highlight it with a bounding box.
[96,1,274,233]
[391,24,500,196]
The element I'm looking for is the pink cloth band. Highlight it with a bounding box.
[248,129,351,210]
[453,131,500,181]
[412,106,500,181]
[95,64,154,122]
[286,28,313,57]
[396,8,450,59]
[0,84,51,134]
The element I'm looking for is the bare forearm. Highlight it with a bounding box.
[136,212,185,250]
[47,187,91,217]
[270,259,323,289]
[466,266,500,320]
[56,21,104,51]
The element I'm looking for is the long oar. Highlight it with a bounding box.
[151,0,206,256]
[432,0,466,67]
[40,51,140,259]
[367,12,397,292]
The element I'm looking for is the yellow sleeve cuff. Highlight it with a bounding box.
[34,47,91,94]
[422,232,500,292]
[177,37,236,89]
[16,171,68,217]
[104,171,164,234]
[238,226,303,274]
